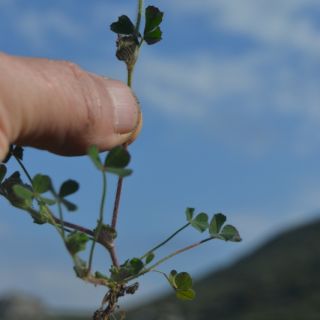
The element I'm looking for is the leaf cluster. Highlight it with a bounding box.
[186,208,241,242]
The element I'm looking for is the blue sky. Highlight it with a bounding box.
[1,0,320,312]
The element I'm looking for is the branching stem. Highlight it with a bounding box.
[141,223,190,260]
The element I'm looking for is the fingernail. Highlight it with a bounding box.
[107,82,140,134]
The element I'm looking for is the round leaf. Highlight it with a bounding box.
[176,288,196,301]
[220,225,242,242]
[145,252,155,264]
[59,180,79,198]
[105,146,130,168]
[32,174,51,194]
[110,15,135,35]
[190,213,209,232]
[87,145,103,170]
[185,207,195,222]
[209,213,226,236]
[174,272,193,290]
[13,184,33,200]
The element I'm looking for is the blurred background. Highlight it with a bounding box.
[1,0,320,318]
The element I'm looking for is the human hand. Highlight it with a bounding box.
[0,52,141,161]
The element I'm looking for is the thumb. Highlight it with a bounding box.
[0,52,141,160]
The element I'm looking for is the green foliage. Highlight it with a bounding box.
[32,174,51,194]
[144,6,163,44]
[66,232,89,255]
[167,270,196,301]
[87,145,103,170]
[220,224,241,242]
[209,213,227,235]
[145,252,155,264]
[190,212,209,232]
[59,180,79,197]
[110,15,135,36]
[185,207,195,222]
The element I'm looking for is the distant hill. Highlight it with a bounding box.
[127,219,320,320]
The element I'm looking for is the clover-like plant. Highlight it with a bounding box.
[0,1,241,319]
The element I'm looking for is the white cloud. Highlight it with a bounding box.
[15,9,85,49]
[165,0,320,57]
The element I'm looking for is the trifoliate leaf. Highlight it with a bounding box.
[59,179,79,197]
[190,213,209,232]
[185,207,195,222]
[32,174,51,194]
[209,213,226,236]
[176,288,196,301]
[0,164,7,183]
[110,15,135,35]
[87,145,103,170]
[220,225,241,242]
[174,272,193,290]
[145,252,155,264]
[105,146,130,168]
[66,231,89,255]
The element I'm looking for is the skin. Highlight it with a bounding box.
[0,52,142,161]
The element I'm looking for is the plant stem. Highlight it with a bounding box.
[57,201,65,240]
[13,155,32,185]
[127,236,216,281]
[135,0,144,33]
[141,223,190,260]
[88,171,108,272]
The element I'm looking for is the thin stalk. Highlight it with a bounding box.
[88,171,108,272]
[13,155,32,185]
[127,236,215,281]
[57,201,65,240]
[135,0,144,33]
[140,223,190,260]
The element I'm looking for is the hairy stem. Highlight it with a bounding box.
[141,223,190,260]
[88,171,108,272]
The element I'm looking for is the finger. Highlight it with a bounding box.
[0,52,141,161]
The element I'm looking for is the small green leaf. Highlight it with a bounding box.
[209,213,226,235]
[169,270,178,287]
[87,145,103,170]
[130,258,144,275]
[190,213,209,232]
[105,146,130,168]
[13,184,33,200]
[66,232,89,255]
[144,6,163,45]
[144,28,162,45]
[61,198,77,212]
[145,252,155,264]
[0,164,7,183]
[220,225,241,242]
[176,288,196,301]
[110,15,135,35]
[185,207,195,222]
[32,174,51,194]
[174,272,193,290]
[59,180,79,197]
[107,167,132,177]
